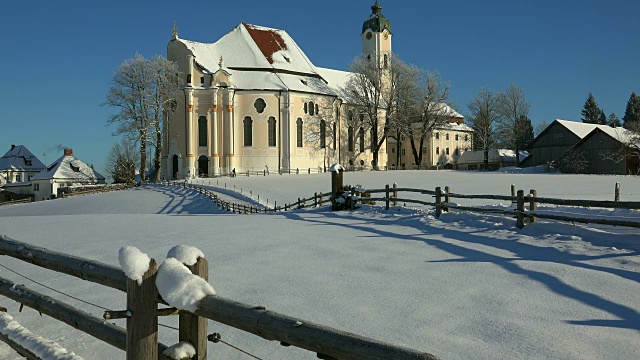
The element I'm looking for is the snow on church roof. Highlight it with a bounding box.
[32,151,105,182]
[0,145,45,172]
[173,23,357,97]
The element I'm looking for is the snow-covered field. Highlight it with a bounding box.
[0,170,638,359]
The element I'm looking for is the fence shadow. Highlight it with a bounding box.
[279,207,640,332]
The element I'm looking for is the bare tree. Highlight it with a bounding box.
[534,120,549,137]
[105,138,139,184]
[396,70,452,167]
[104,54,180,182]
[345,53,405,168]
[302,99,338,171]
[467,88,499,170]
[496,84,531,164]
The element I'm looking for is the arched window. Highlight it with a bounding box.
[309,101,315,116]
[254,98,266,113]
[446,147,450,155]
[187,74,191,84]
[315,103,319,115]
[359,127,365,152]
[465,134,469,141]
[243,117,253,146]
[304,102,308,114]
[198,116,207,147]
[320,120,326,148]
[454,148,459,156]
[198,155,209,177]
[435,133,440,140]
[446,133,450,141]
[436,147,440,155]
[296,118,303,147]
[455,134,459,141]
[172,155,179,179]
[348,110,353,121]
[348,126,354,152]
[384,54,388,69]
[268,117,276,147]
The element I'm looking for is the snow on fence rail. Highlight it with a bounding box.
[0,235,439,360]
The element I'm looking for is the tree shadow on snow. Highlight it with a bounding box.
[134,185,226,215]
[279,207,640,332]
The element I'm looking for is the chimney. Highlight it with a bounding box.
[10,144,15,150]
[64,148,73,156]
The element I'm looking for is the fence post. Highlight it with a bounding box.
[615,182,620,201]
[298,198,301,209]
[314,192,318,207]
[385,184,390,210]
[350,188,356,210]
[274,201,277,212]
[511,184,515,202]
[126,259,158,360]
[444,186,450,213]
[516,190,525,229]
[179,257,209,360]
[297,168,299,174]
[435,187,442,218]
[308,168,311,174]
[529,189,537,223]
[393,182,398,207]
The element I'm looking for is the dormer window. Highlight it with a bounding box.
[71,164,80,172]
[283,55,290,63]
[200,76,205,85]
[300,79,308,86]
[25,159,32,166]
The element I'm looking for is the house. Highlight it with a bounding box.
[457,149,530,170]
[522,119,612,167]
[164,2,394,178]
[557,126,639,175]
[387,113,474,169]
[31,149,106,200]
[0,145,45,185]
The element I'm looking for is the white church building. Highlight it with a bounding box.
[163,2,393,179]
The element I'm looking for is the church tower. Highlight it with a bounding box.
[361,1,392,69]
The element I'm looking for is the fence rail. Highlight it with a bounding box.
[0,235,438,359]
[0,198,32,206]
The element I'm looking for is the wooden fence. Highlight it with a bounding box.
[0,198,32,207]
[59,183,135,198]
[0,235,437,360]
[356,183,640,229]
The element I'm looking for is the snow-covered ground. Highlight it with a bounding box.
[0,170,638,359]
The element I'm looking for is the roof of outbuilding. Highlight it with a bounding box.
[0,145,45,172]
[32,153,105,182]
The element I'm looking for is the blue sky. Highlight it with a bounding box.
[1,0,638,174]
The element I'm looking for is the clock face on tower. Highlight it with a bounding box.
[366,32,372,40]
[383,31,389,40]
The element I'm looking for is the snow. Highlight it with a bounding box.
[162,341,195,360]
[118,246,151,285]
[31,154,104,182]
[0,145,45,173]
[166,245,205,266]
[156,258,215,312]
[0,171,638,359]
[0,312,84,360]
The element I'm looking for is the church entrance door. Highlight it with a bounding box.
[198,156,209,177]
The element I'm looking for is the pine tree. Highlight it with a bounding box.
[581,92,603,124]
[607,113,621,128]
[515,116,534,151]
[598,110,606,125]
[622,92,640,129]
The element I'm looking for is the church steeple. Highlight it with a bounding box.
[361,1,392,35]
[361,1,392,68]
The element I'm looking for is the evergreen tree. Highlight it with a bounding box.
[607,113,621,128]
[514,116,534,151]
[598,110,607,125]
[581,92,603,124]
[622,92,640,129]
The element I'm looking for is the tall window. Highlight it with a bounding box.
[243,117,253,146]
[320,120,326,148]
[315,103,319,115]
[309,101,315,116]
[436,147,439,155]
[332,122,336,149]
[446,147,450,155]
[268,117,276,147]
[304,102,308,114]
[435,133,440,140]
[359,127,365,152]
[455,134,459,141]
[446,133,450,141]
[296,118,303,147]
[384,54,388,69]
[198,116,207,146]
[348,126,354,151]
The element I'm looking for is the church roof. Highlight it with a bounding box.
[32,152,105,182]
[362,1,392,35]
[173,23,356,97]
[0,145,45,172]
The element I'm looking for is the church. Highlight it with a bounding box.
[163,2,392,178]
[163,2,470,179]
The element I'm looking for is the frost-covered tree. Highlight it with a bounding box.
[345,53,407,169]
[581,92,604,124]
[467,88,498,170]
[396,69,452,167]
[104,54,180,182]
[496,84,531,164]
[534,120,549,137]
[622,92,640,129]
[105,138,139,184]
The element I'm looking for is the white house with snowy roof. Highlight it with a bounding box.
[31,148,106,201]
[0,144,45,185]
[164,2,396,178]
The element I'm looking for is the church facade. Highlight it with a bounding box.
[163,3,392,179]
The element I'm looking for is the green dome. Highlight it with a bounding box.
[361,1,392,35]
